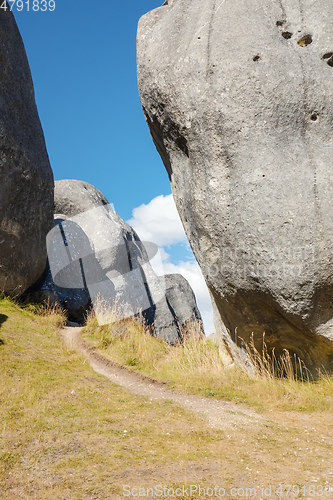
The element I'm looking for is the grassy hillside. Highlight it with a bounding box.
[83,311,333,413]
[2,297,333,499]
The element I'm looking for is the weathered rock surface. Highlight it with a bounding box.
[163,273,204,337]
[28,215,92,323]
[32,180,203,342]
[137,0,333,370]
[0,10,54,295]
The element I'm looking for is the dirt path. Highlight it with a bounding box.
[61,325,263,431]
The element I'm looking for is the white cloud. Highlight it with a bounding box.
[127,195,215,335]
[126,194,187,247]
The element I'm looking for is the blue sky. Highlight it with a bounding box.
[13,0,214,334]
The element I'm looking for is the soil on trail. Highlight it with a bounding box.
[56,325,333,497]
[61,325,262,431]
[4,310,333,499]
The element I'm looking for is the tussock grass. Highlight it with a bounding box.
[3,295,333,496]
[83,308,333,413]
[241,333,312,381]
[1,295,243,497]
[0,293,67,329]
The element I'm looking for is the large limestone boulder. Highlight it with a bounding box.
[28,215,91,323]
[137,0,333,370]
[163,273,204,337]
[143,272,204,340]
[33,180,203,343]
[0,10,54,295]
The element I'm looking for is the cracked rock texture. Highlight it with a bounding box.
[137,0,333,370]
[0,10,54,295]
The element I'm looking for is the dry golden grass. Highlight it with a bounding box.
[83,307,333,413]
[0,296,235,497]
[237,333,312,382]
[3,296,333,498]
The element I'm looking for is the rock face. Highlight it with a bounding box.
[0,10,54,295]
[163,273,204,336]
[137,0,333,370]
[33,180,203,343]
[28,216,92,324]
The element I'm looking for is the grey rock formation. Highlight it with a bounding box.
[137,0,333,370]
[163,274,204,338]
[0,10,54,295]
[28,215,92,323]
[33,180,203,342]
[54,180,111,218]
